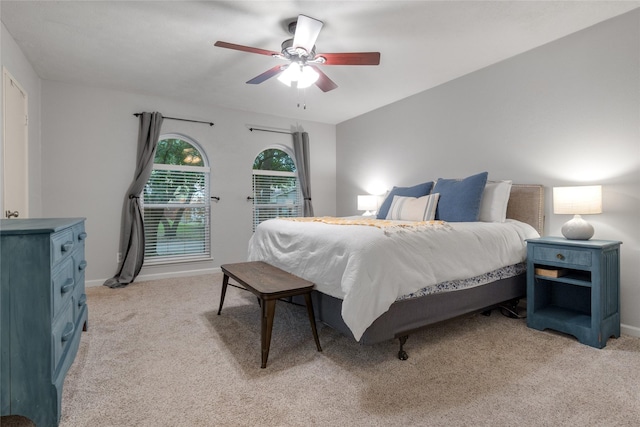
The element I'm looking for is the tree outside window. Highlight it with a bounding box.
[252,148,302,231]
[143,135,210,264]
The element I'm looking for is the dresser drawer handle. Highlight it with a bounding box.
[78,260,88,271]
[556,253,565,261]
[78,232,88,241]
[61,241,73,252]
[78,294,87,307]
[61,322,75,342]
[61,278,75,294]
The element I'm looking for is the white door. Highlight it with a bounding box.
[2,68,29,219]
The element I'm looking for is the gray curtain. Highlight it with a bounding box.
[104,112,164,288]
[292,131,314,217]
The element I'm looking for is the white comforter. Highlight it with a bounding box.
[248,218,539,341]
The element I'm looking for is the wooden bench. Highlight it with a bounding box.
[218,261,322,368]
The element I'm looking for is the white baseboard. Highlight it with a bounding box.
[621,323,640,338]
[86,267,222,287]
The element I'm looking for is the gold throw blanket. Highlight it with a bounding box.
[280,216,451,235]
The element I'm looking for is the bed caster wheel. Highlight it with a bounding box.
[398,350,408,360]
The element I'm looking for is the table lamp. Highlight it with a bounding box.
[553,185,602,240]
[357,195,378,216]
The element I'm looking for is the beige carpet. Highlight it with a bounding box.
[2,273,639,426]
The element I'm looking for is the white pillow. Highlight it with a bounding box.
[479,180,512,222]
[386,193,440,221]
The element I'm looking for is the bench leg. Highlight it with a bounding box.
[261,299,276,368]
[304,293,322,352]
[218,274,229,315]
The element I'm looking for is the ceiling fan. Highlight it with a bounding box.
[214,14,380,92]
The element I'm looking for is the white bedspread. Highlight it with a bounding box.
[248,217,539,341]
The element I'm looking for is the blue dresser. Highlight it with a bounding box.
[1,218,88,426]
[526,237,621,348]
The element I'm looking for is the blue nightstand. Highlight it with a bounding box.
[526,237,621,348]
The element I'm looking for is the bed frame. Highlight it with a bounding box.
[303,184,545,359]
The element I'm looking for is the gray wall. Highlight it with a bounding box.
[336,10,640,335]
[39,81,336,284]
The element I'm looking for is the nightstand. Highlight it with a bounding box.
[526,237,621,348]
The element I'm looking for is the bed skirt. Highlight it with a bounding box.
[300,273,526,345]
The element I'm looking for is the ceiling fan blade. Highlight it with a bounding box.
[310,66,338,92]
[214,41,279,57]
[293,15,323,53]
[246,65,284,84]
[317,52,381,66]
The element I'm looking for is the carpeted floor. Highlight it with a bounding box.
[2,273,639,426]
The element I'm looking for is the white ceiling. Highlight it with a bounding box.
[2,1,638,124]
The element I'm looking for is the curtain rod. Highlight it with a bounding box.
[133,113,214,127]
[248,127,292,135]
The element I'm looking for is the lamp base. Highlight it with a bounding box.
[561,214,594,240]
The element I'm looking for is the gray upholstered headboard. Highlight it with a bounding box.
[506,184,545,235]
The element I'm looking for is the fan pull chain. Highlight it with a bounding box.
[296,88,307,110]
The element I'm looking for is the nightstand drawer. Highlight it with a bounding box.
[533,246,591,267]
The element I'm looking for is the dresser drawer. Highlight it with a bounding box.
[52,257,75,318]
[73,291,88,326]
[72,266,87,324]
[51,302,75,377]
[74,256,88,285]
[532,245,592,267]
[73,223,88,247]
[51,228,75,265]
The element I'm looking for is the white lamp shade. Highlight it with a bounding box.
[553,185,602,240]
[357,195,378,212]
[277,63,319,89]
[553,185,602,215]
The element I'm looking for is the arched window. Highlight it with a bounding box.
[252,147,302,231]
[142,134,210,264]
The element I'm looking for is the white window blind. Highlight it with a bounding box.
[252,169,302,231]
[143,164,210,264]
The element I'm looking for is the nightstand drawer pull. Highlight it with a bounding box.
[556,253,565,260]
[61,241,73,253]
[78,260,88,271]
[78,232,88,241]
[61,278,75,294]
[78,294,87,307]
[61,322,75,342]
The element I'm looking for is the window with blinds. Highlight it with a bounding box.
[252,148,301,231]
[142,135,210,265]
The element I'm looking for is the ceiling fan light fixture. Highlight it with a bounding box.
[277,63,319,89]
[215,13,379,93]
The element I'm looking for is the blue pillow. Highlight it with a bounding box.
[377,181,433,219]
[433,172,488,222]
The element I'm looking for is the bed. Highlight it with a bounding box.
[248,181,544,359]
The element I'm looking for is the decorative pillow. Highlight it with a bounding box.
[479,180,513,222]
[433,171,488,222]
[376,181,433,219]
[386,193,440,221]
